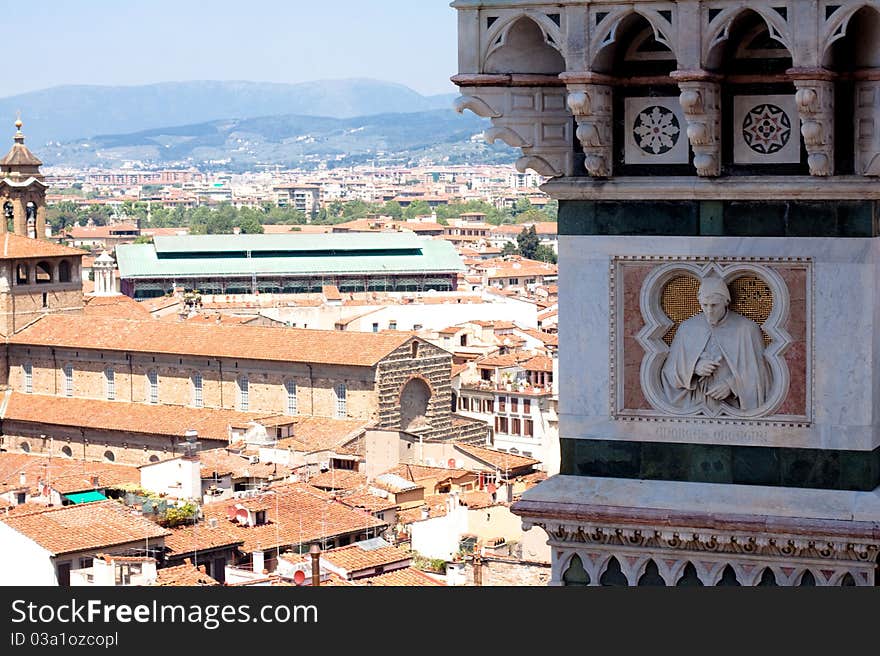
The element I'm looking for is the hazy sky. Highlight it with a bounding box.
[2,1,459,98]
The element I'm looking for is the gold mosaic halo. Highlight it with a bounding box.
[660,274,773,346]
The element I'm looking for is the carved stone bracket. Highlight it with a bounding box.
[790,70,836,177]
[672,71,721,177]
[562,73,613,178]
[452,74,572,178]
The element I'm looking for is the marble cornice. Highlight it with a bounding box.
[542,176,880,201]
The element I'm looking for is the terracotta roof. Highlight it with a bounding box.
[360,567,445,586]
[0,234,86,259]
[0,452,139,496]
[83,294,152,319]
[451,363,469,379]
[273,416,369,453]
[3,392,284,442]
[337,491,397,514]
[385,463,472,483]
[163,523,245,556]
[197,449,295,480]
[306,542,411,574]
[198,482,386,553]
[322,285,342,301]
[307,470,368,491]
[520,330,558,348]
[521,354,554,371]
[476,352,533,368]
[66,224,139,239]
[0,500,169,555]
[155,562,221,586]
[10,315,414,367]
[454,443,539,472]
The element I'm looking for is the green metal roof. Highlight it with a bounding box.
[152,232,423,254]
[117,234,465,279]
[64,490,108,504]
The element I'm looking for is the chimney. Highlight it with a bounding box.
[19,472,26,487]
[309,544,321,587]
[473,554,483,586]
[421,506,429,520]
[252,550,265,575]
[91,475,99,488]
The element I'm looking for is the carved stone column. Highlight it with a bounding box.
[12,197,26,237]
[853,69,880,177]
[789,69,835,177]
[671,71,721,177]
[561,73,614,178]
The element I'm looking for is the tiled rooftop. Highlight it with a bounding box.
[3,393,284,442]
[0,500,169,556]
[10,315,415,367]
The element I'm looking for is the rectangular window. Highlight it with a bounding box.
[524,419,533,437]
[389,321,397,330]
[498,396,506,412]
[511,397,519,414]
[63,364,73,397]
[497,416,509,434]
[23,362,32,394]
[105,368,115,401]
[238,376,249,412]
[192,372,203,408]
[147,370,158,404]
[285,380,297,415]
[523,398,531,414]
[458,396,466,411]
[512,418,521,435]
[372,323,379,333]
[335,383,347,418]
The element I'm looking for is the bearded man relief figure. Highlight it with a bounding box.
[660,276,772,414]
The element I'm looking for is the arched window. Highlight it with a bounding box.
[147,370,158,404]
[19,441,30,453]
[798,571,817,587]
[757,568,778,586]
[22,362,33,394]
[599,557,628,586]
[676,562,704,586]
[334,383,347,418]
[61,445,73,458]
[285,380,297,415]
[63,364,74,397]
[840,573,856,587]
[238,375,249,411]
[58,260,72,283]
[148,455,160,463]
[103,450,115,463]
[637,560,666,586]
[716,564,741,586]
[562,554,590,586]
[35,261,52,284]
[104,367,115,401]
[191,372,203,408]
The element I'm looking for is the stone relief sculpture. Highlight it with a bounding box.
[660,276,771,413]
[633,261,793,421]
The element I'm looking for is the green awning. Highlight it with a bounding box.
[64,490,107,504]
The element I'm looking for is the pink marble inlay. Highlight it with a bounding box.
[774,266,808,417]
[621,264,653,409]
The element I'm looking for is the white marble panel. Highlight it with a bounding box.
[559,235,880,450]
[733,94,800,164]
[624,97,689,165]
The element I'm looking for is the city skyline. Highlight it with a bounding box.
[0,1,459,98]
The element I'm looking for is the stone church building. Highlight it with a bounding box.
[0,120,484,466]
[453,0,880,585]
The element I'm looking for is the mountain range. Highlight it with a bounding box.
[0,79,513,169]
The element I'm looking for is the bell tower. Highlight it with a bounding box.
[0,118,47,239]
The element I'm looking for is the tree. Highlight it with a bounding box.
[534,244,557,264]
[514,197,533,215]
[382,201,403,219]
[501,241,518,256]
[516,225,539,260]
[403,200,432,220]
